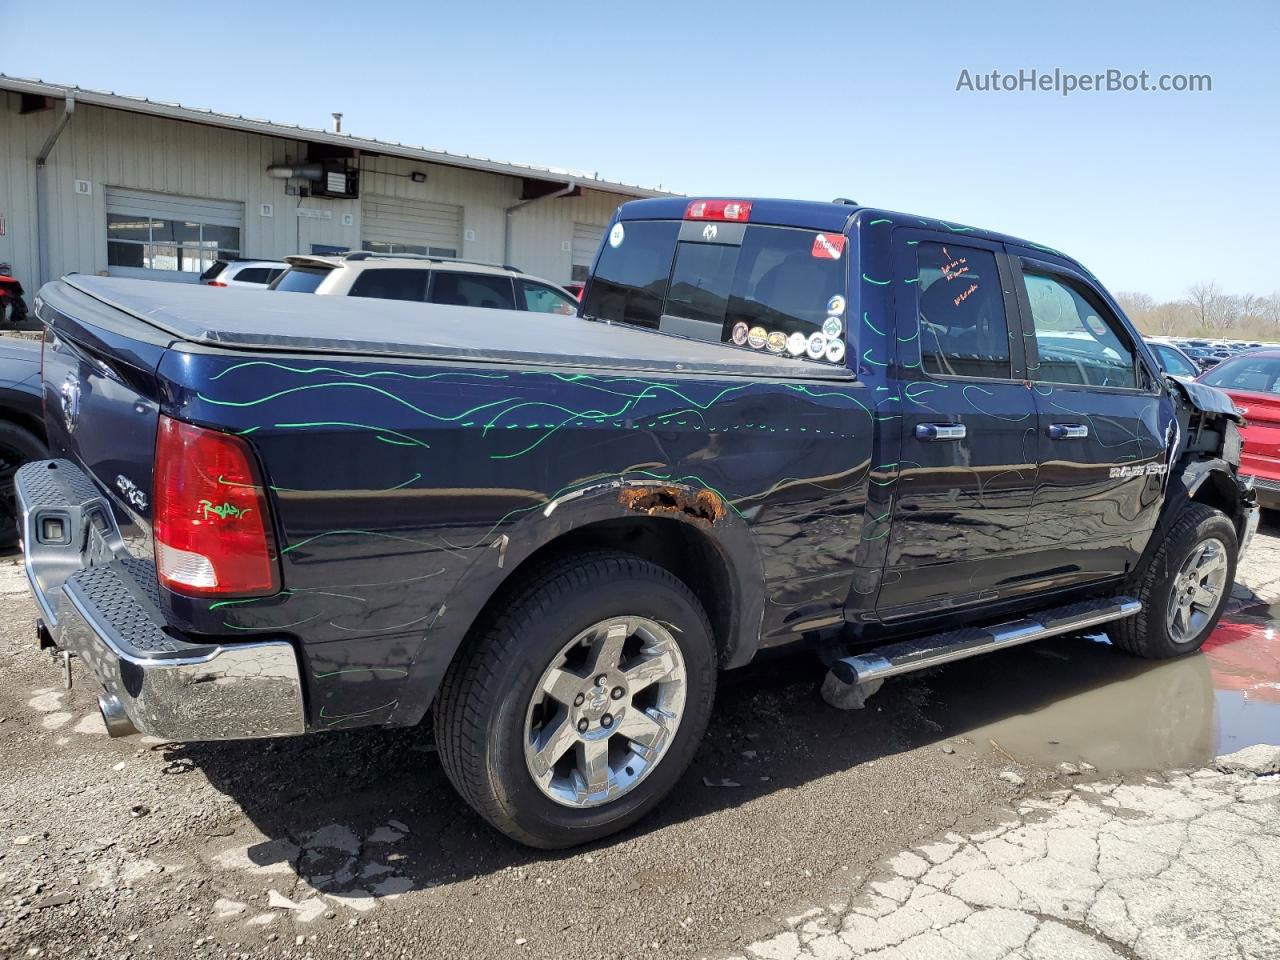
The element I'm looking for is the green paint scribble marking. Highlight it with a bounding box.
[199,500,251,521]
[273,421,429,449]
[867,218,892,226]
[861,349,889,368]
[862,273,891,286]
[376,435,418,446]
[320,700,399,725]
[217,475,256,489]
[385,472,422,490]
[282,529,446,556]
[862,510,892,541]
[939,221,975,233]
[197,381,515,424]
[862,311,885,336]
[313,667,411,680]
[236,426,261,435]
[211,361,510,383]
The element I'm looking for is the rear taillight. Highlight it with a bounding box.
[207,281,227,287]
[153,415,279,596]
[685,200,752,222]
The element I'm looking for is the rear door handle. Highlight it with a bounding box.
[915,422,967,442]
[1047,423,1089,440]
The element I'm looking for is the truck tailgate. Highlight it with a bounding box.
[36,278,176,544]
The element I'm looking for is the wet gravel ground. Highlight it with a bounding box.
[1,515,1278,960]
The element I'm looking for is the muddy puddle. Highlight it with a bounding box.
[918,599,1280,773]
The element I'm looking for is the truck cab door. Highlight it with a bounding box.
[875,233,1039,621]
[1010,254,1174,585]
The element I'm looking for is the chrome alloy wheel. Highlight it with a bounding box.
[1167,537,1229,644]
[524,616,687,809]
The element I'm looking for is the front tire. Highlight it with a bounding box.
[433,552,716,848]
[1108,503,1237,659]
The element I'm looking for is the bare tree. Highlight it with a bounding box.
[1184,281,1230,329]
[1115,291,1155,320]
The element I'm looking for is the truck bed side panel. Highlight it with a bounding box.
[160,350,876,728]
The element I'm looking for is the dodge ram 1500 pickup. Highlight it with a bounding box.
[17,197,1258,848]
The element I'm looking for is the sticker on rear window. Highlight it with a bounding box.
[731,321,749,346]
[825,339,847,364]
[747,326,768,349]
[822,316,843,338]
[609,223,625,248]
[766,331,787,354]
[827,294,846,315]
[811,234,846,260]
[806,332,828,359]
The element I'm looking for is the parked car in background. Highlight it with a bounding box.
[1200,350,1280,511]
[1147,340,1201,377]
[200,259,288,288]
[1185,345,1226,369]
[0,336,48,549]
[564,281,586,300]
[270,253,579,315]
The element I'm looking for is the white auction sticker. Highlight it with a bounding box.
[822,315,843,338]
[806,332,827,359]
[825,338,847,364]
[608,223,625,248]
[786,331,808,356]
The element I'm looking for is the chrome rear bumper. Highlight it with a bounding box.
[17,459,305,741]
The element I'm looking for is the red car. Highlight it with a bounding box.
[1199,349,1280,510]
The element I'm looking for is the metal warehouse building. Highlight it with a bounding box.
[0,76,664,295]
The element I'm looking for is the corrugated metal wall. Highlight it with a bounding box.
[0,92,628,292]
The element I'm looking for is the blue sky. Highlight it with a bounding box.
[6,0,1276,300]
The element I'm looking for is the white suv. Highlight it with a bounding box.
[269,253,579,315]
[200,259,288,288]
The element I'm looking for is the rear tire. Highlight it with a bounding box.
[0,422,47,551]
[1108,503,1237,659]
[433,552,716,849]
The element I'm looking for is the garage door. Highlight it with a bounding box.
[361,196,462,258]
[571,223,603,281]
[105,188,242,282]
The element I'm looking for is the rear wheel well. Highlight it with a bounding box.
[464,518,736,666]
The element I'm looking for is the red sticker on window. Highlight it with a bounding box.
[811,233,846,260]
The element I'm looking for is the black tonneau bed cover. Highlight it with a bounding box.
[43,276,853,381]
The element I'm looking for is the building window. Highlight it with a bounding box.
[107,214,240,274]
[362,240,457,258]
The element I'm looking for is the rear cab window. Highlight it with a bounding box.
[582,215,851,364]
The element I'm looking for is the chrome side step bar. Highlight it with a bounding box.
[831,596,1142,687]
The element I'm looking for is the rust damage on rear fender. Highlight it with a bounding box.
[618,486,725,525]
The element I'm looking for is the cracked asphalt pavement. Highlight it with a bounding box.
[716,751,1280,960]
[1,514,1278,959]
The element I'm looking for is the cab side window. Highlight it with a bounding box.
[1023,272,1136,389]
[917,242,1012,380]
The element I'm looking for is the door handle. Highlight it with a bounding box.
[1047,423,1089,440]
[915,422,967,442]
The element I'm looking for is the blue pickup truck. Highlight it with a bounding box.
[17,197,1258,848]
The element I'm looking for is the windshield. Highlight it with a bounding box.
[582,220,850,363]
[1202,355,1280,394]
